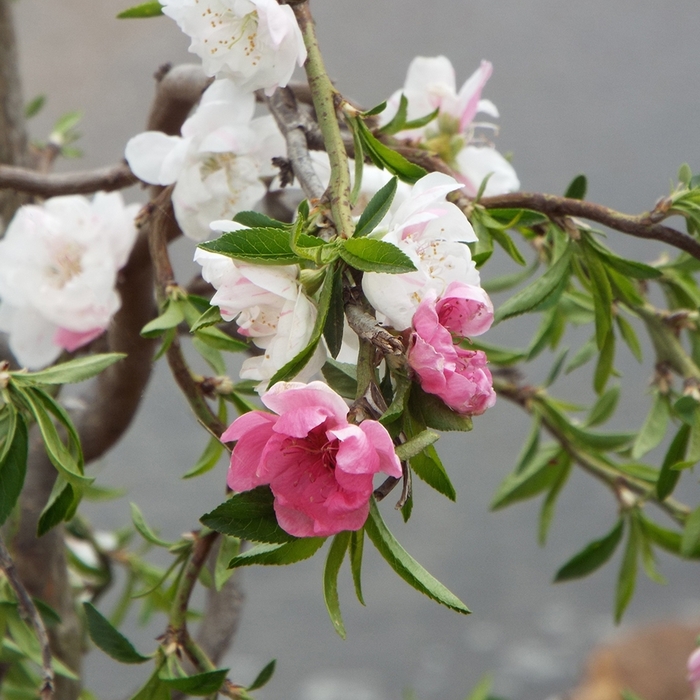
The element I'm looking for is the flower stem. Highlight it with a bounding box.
[292,2,354,238]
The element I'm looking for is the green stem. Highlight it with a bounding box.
[355,339,375,401]
[292,2,354,238]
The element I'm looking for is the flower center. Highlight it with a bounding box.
[46,241,85,288]
[284,424,339,473]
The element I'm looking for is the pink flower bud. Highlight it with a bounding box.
[435,281,494,337]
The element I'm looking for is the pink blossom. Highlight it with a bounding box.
[54,327,106,352]
[408,294,496,416]
[435,281,493,338]
[222,381,402,537]
[688,646,700,699]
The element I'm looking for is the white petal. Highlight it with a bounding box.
[456,146,520,197]
[125,132,185,185]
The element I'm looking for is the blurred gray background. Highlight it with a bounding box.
[10,1,700,699]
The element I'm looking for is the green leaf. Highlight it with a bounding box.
[268,265,335,386]
[198,227,302,265]
[410,444,456,502]
[564,174,587,200]
[183,434,224,479]
[586,386,620,427]
[194,326,248,353]
[565,336,597,374]
[130,503,173,548]
[679,163,693,185]
[656,423,689,500]
[491,444,565,510]
[616,315,643,362]
[362,101,387,117]
[354,119,427,184]
[129,668,170,700]
[554,519,624,582]
[321,360,358,399]
[117,1,163,17]
[349,530,365,606]
[160,670,228,696]
[24,94,46,119]
[639,516,683,556]
[247,659,277,691]
[365,500,469,614]
[232,211,288,229]
[140,300,185,338]
[37,478,76,536]
[465,673,494,700]
[395,430,439,462]
[189,305,223,332]
[681,504,700,558]
[614,520,639,623]
[538,461,572,546]
[482,262,539,295]
[354,177,398,237]
[201,486,296,544]
[580,243,613,349]
[593,331,615,394]
[377,94,408,135]
[490,228,527,266]
[83,602,150,663]
[228,538,325,568]
[340,238,416,274]
[324,532,350,638]
[494,245,572,323]
[14,354,126,385]
[408,386,473,432]
[0,412,26,528]
[467,339,527,366]
[632,392,669,459]
[379,373,411,426]
[322,266,345,358]
[214,535,240,591]
[484,208,548,229]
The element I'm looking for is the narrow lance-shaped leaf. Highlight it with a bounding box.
[614,518,639,623]
[83,602,150,663]
[12,353,126,385]
[0,412,27,528]
[656,423,690,500]
[228,538,325,568]
[632,392,669,459]
[247,659,277,692]
[323,532,350,638]
[365,499,470,614]
[117,1,163,18]
[130,503,173,548]
[554,519,625,582]
[349,529,365,606]
[353,177,398,237]
[160,670,229,696]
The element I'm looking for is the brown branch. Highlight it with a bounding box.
[0,162,137,197]
[0,536,54,700]
[470,191,700,261]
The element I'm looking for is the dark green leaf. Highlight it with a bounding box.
[580,243,613,348]
[183,434,224,479]
[681,504,700,558]
[586,386,620,427]
[377,94,408,135]
[129,668,170,700]
[201,486,295,544]
[467,340,527,366]
[490,228,527,266]
[232,211,287,229]
[349,530,365,606]
[354,177,398,237]
[365,500,469,614]
[0,413,27,527]
[83,602,150,663]
[247,659,277,691]
[614,521,638,623]
[565,335,597,374]
[543,348,569,388]
[484,208,548,228]
[340,238,416,274]
[160,670,228,695]
[593,331,615,394]
[656,423,689,500]
[408,386,473,432]
[189,305,223,332]
[33,598,62,628]
[395,430,439,461]
[130,503,173,548]
[494,245,572,323]
[616,315,643,362]
[37,479,75,536]
[228,538,325,568]
[482,262,539,295]
[194,326,248,353]
[554,519,624,582]
[379,372,411,426]
[585,236,662,279]
[321,360,358,399]
[14,354,126,385]
[322,267,345,358]
[564,174,587,200]
[324,532,350,638]
[117,1,162,17]
[410,444,456,502]
[538,461,571,546]
[199,227,302,265]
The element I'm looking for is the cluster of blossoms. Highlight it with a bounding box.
[0,193,138,369]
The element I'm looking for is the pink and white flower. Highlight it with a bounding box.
[195,242,322,388]
[223,381,402,537]
[362,172,480,330]
[160,0,306,94]
[126,78,284,241]
[408,292,496,416]
[435,281,493,338]
[0,192,138,369]
[688,646,700,700]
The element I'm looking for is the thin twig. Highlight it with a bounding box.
[0,536,54,700]
[0,162,136,196]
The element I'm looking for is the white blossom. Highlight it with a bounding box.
[362,172,480,331]
[161,0,306,94]
[126,78,285,241]
[0,192,138,369]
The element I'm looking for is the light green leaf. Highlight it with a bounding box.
[365,500,470,614]
[140,300,184,338]
[616,314,643,362]
[83,602,150,663]
[189,305,223,332]
[538,460,572,546]
[681,505,700,558]
[198,227,303,265]
[183,434,224,479]
[632,392,669,459]
[593,331,615,394]
[395,430,439,462]
[565,335,597,374]
[585,386,620,427]
[324,532,350,638]
[12,354,126,385]
[130,503,173,548]
[214,536,240,591]
[554,519,624,582]
[117,1,163,17]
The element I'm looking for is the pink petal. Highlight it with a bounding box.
[262,381,349,425]
[54,326,105,352]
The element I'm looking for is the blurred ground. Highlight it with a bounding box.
[10,1,700,699]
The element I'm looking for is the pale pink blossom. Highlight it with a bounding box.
[0,192,138,369]
[362,172,480,330]
[688,647,700,700]
[126,78,284,241]
[408,293,496,416]
[435,281,493,338]
[194,245,323,389]
[160,0,306,94]
[222,381,402,537]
